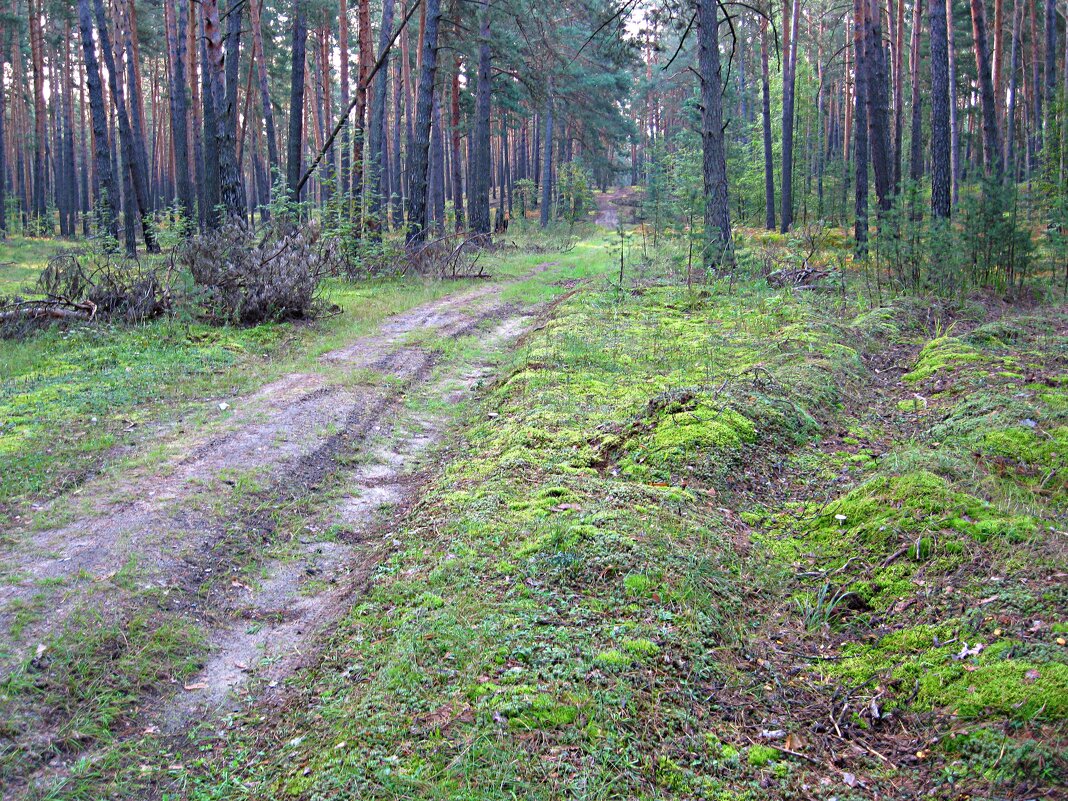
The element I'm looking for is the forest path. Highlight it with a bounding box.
[1,267,551,793]
[594,186,634,228]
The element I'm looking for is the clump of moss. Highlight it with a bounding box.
[904,337,985,383]
[920,659,1068,720]
[648,405,757,459]
[621,638,660,658]
[747,744,779,767]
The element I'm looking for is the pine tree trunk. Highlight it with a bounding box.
[287,1,308,201]
[0,39,6,238]
[780,0,801,232]
[451,57,465,231]
[1006,0,1022,173]
[929,0,951,217]
[698,0,733,263]
[27,0,48,225]
[761,19,775,231]
[970,0,1004,176]
[165,0,195,228]
[854,0,870,253]
[94,0,158,253]
[864,0,894,211]
[77,0,118,241]
[909,0,924,181]
[429,93,445,232]
[203,0,243,223]
[369,0,397,233]
[405,0,441,244]
[391,55,403,226]
[63,31,78,235]
[470,4,492,235]
[539,94,552,228]
[946,0,959,204]
[249,0,280,183]
[1043,0,1056,148]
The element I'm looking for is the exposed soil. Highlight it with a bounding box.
[0,272,549,795]
[594,187,634,228]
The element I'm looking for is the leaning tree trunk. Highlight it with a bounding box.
[780,0,800,232]
[77,0,118,241]
[760,20,775,231]
[470,4,492,235]
[970,0,1004,176]
[405,0,442,244]
[697,0,733,264]
[93,0,159,253]
[287,1,308,202]
[929,0,952,217]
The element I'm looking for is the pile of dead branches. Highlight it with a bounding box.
[183,219,342,324]
[403,231,493,279]
[1,248,176,338]
[766,265,832,289]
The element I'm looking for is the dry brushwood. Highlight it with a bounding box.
[403,232,494,279]
[766,265,831,288]
[1,248,175,338]
[183,220,341,324]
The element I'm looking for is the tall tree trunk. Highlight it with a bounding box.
[27,0,47,225]
[352,0,373,228]
[369,0,397,234]
[405,0,441,244]
[429,93,445,232]
[0,39,6,238]
[993,0,1005,122]
[203,0,243,222]
[909,0,924,181]
[760,19,775,230]
[77,0,118,241]
[249,0,280,183]
[391,54,403,226]
[539,91,552,228]
[165,0,194,228]
[946,0,960,204]
[1043,0,1057,149]
[451,56,465,231]
[470,3,492,235]
[970,0,1004,175]
[929,0,952,217]
[865,0,894,211]
[94,0,159,253]
[63,31,78,235]
[116,0,156,228]
[1006,0,1023,173]
[287,1,308,201]
[854,0,870,253]
[780,0,800,232]
[697,0,733,263]
[338,0,351,199]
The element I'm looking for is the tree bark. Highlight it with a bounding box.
[451,56,465,231]
[854,0,870,253]
[287,1,308,201]
[539,92,552,227]
[77,0,119,241]
[405,0,441,244]
[929,0,951,217]
[946,0,960,204]
[780,0,800,232]
[27,0,48,225]
[203,0,244,222]
[697,0,733,263]
[1006,0,1022,173]
[470,2,492,235]
[368,0,397,233]
[970,0,1004,176]
[164,0,195,227]
[93,0,159,253]
[908,0,923,181]
[760,19,775,230]
[864,0,894,211]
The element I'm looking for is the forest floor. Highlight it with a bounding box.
[2,202,1067,800]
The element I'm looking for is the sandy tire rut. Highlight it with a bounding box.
[0,272,549,793]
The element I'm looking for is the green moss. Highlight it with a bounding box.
[623,573,654,597]
[904,337,985,383]
[747,744,779,767]
[621,638,660,658]
[920,660,1068,720]
[649,405,756,457]
[594,649,632,669]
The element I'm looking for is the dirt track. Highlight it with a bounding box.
[0,274,545,790]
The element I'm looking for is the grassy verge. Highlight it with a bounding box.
[171,273,1066,800]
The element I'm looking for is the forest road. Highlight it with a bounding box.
[0,267,551,793]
